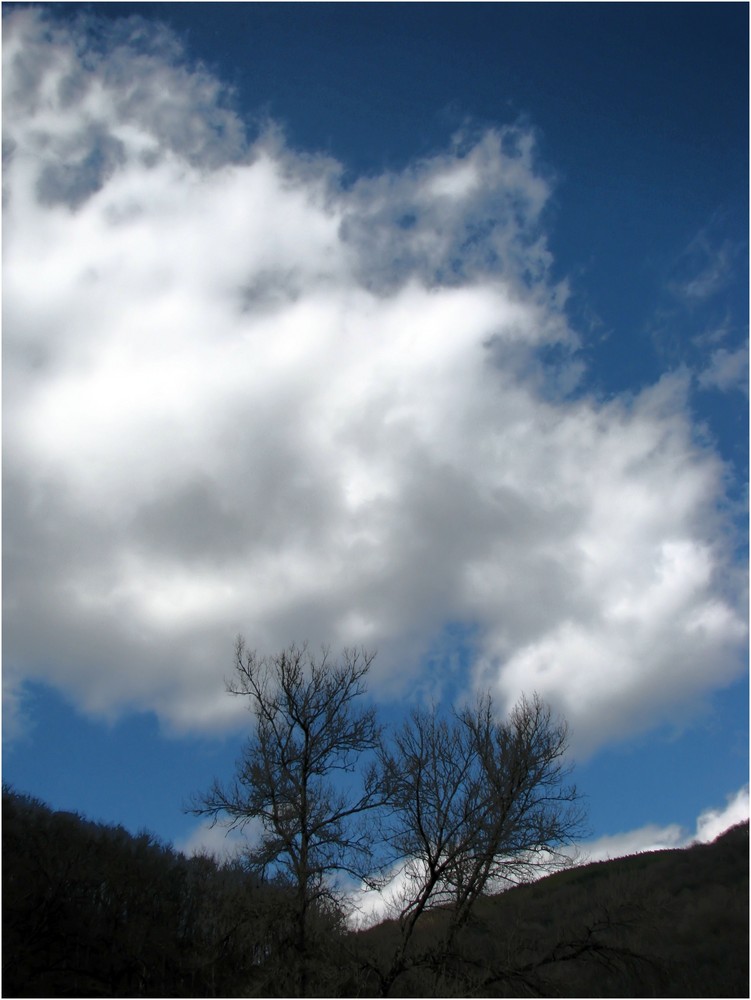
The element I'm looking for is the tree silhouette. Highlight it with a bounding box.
[373,693,585,994]
[191,639,385,994]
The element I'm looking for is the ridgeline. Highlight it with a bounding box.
[3,785,748,997]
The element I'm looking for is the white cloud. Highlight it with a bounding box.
[3,9,746,754]
[176,817,255,862]
[348,862,415,930]
[579,785,750,864]
[579,823,685,863]
[694,785,750,843]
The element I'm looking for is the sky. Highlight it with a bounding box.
[3,1,749,880]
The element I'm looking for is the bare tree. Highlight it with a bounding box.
[374,692,585,995]
[191,639,384,996]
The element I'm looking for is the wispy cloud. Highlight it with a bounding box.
[697,343,749,395]
[3,9,746,758]
[667,223,740,305]
[648,214,747,392]
[578,823,684,863]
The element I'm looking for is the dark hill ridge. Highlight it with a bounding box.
[3,786,748,997]
[495,821,749,997]
[355,822,749,997]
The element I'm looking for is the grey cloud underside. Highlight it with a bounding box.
[3,8,746,753]
[36,129,126,209]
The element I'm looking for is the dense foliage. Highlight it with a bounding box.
[3,785,748,998]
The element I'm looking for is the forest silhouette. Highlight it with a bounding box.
[4,639,748,998]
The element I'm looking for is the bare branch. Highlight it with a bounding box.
[191,639,385,995]
[375,691,586,992]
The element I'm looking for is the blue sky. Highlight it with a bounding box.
[3,2,748,872]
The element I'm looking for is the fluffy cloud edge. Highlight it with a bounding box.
[580,784,750,864]
[2,6,747,759]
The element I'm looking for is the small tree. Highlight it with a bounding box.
[191,639,384,995]
[374,692,585,994]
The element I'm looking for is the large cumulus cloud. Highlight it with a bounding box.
[3,9,746,753]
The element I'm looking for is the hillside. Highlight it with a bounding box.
[2,786,298,998]
[3,786,748,997]
[355,822,749,997]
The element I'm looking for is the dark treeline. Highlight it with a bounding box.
[2,785,332,998]
[359,819,749,998]
[3,785,748,998]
